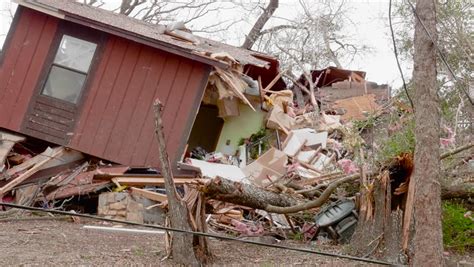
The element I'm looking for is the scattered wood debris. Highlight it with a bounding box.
[0,65,471,265]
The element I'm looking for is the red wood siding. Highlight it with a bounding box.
[70,35,210,167]
[0,8,59,130]
[0,8,210,167]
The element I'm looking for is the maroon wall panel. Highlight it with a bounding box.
[70,35,211,167]
[72,37,129,150]
[0,8,210,167]
[0,8,58,130]
[114,52,168,165]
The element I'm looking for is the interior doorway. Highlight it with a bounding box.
[187,104,224,153]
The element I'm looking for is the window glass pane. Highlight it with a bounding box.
[54,35,97,72]
[41,66,86,104]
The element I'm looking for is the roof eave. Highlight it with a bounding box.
[15,0,230,69]
[14,0,65,19]
[63,13,229,69]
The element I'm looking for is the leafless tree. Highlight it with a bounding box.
[253,0,371,73]
[241,0,278,49]
[0,1,16,51]
[392,0,473,135]
[80,0,258,36]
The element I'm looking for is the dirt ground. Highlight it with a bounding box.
[0,216,472,266]
[0,216,375,266]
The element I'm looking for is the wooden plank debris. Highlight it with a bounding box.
[0,130,25,171]
[112,177,195,187]
[5,146,82,179]
[130,187,168,202]
[0,147,65,195]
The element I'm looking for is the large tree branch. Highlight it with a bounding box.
[241,0,279,50]
[265,172,363,213]
[258,24,300,36]
[120,0,146,16]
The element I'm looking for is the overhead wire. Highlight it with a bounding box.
[0,202,393,265]
[389,0,414,109]
[405,0,473,105]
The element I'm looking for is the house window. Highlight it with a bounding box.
[41,35,97,104]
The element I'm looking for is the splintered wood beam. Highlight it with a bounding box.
[0,131,25,168]
[111,177,195,186]
[130,187,168,202]
[0,147,65,195]
[263,69,287,92]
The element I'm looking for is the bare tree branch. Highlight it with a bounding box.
[241,0,279,49]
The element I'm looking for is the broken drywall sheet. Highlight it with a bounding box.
[186,158,248,183]
[242,148,287,186]
[282,129,328,158]
[291,128,328,148]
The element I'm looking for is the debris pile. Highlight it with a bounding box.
[0,65,395,246]
[177,68,392,245]
[1,64,472,258]
[0,135,185,221]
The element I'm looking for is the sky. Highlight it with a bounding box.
[0,0,411,90]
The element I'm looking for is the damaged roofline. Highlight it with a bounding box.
[16,0,65,19]
[63,13,229,69]
[15,0,271,70]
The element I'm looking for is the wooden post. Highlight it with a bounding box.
[153,99,209,266]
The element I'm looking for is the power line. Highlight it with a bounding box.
[0,202,393,266]
[405,0,473,105]
[389,0,414,109]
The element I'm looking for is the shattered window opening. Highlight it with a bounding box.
[41,35,97,104]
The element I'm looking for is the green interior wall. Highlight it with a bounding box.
[215,104,266,154]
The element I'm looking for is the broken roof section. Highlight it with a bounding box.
[297,66,367,89]
[15,0,271,69]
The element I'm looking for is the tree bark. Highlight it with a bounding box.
[198,174,361,214]
[199,176,299,210]
[411,0,443,265]
[199,173,469,215]
[241,0,279,50]
[153,99,208,266]
[265,173,362,213]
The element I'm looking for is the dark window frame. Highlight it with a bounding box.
[41,34,98,104]
[39,25,103,106]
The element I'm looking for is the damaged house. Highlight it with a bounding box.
[0,0,284,170]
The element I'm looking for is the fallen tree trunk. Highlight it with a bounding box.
[195,141,474,216]
[197,174,362,214]
[197,173,471,215]
[200,176,300,210]
[441,184,473,200]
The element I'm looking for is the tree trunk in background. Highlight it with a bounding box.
[241,0,279,50]
[411,0,443,265]
[154,99,209,266]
